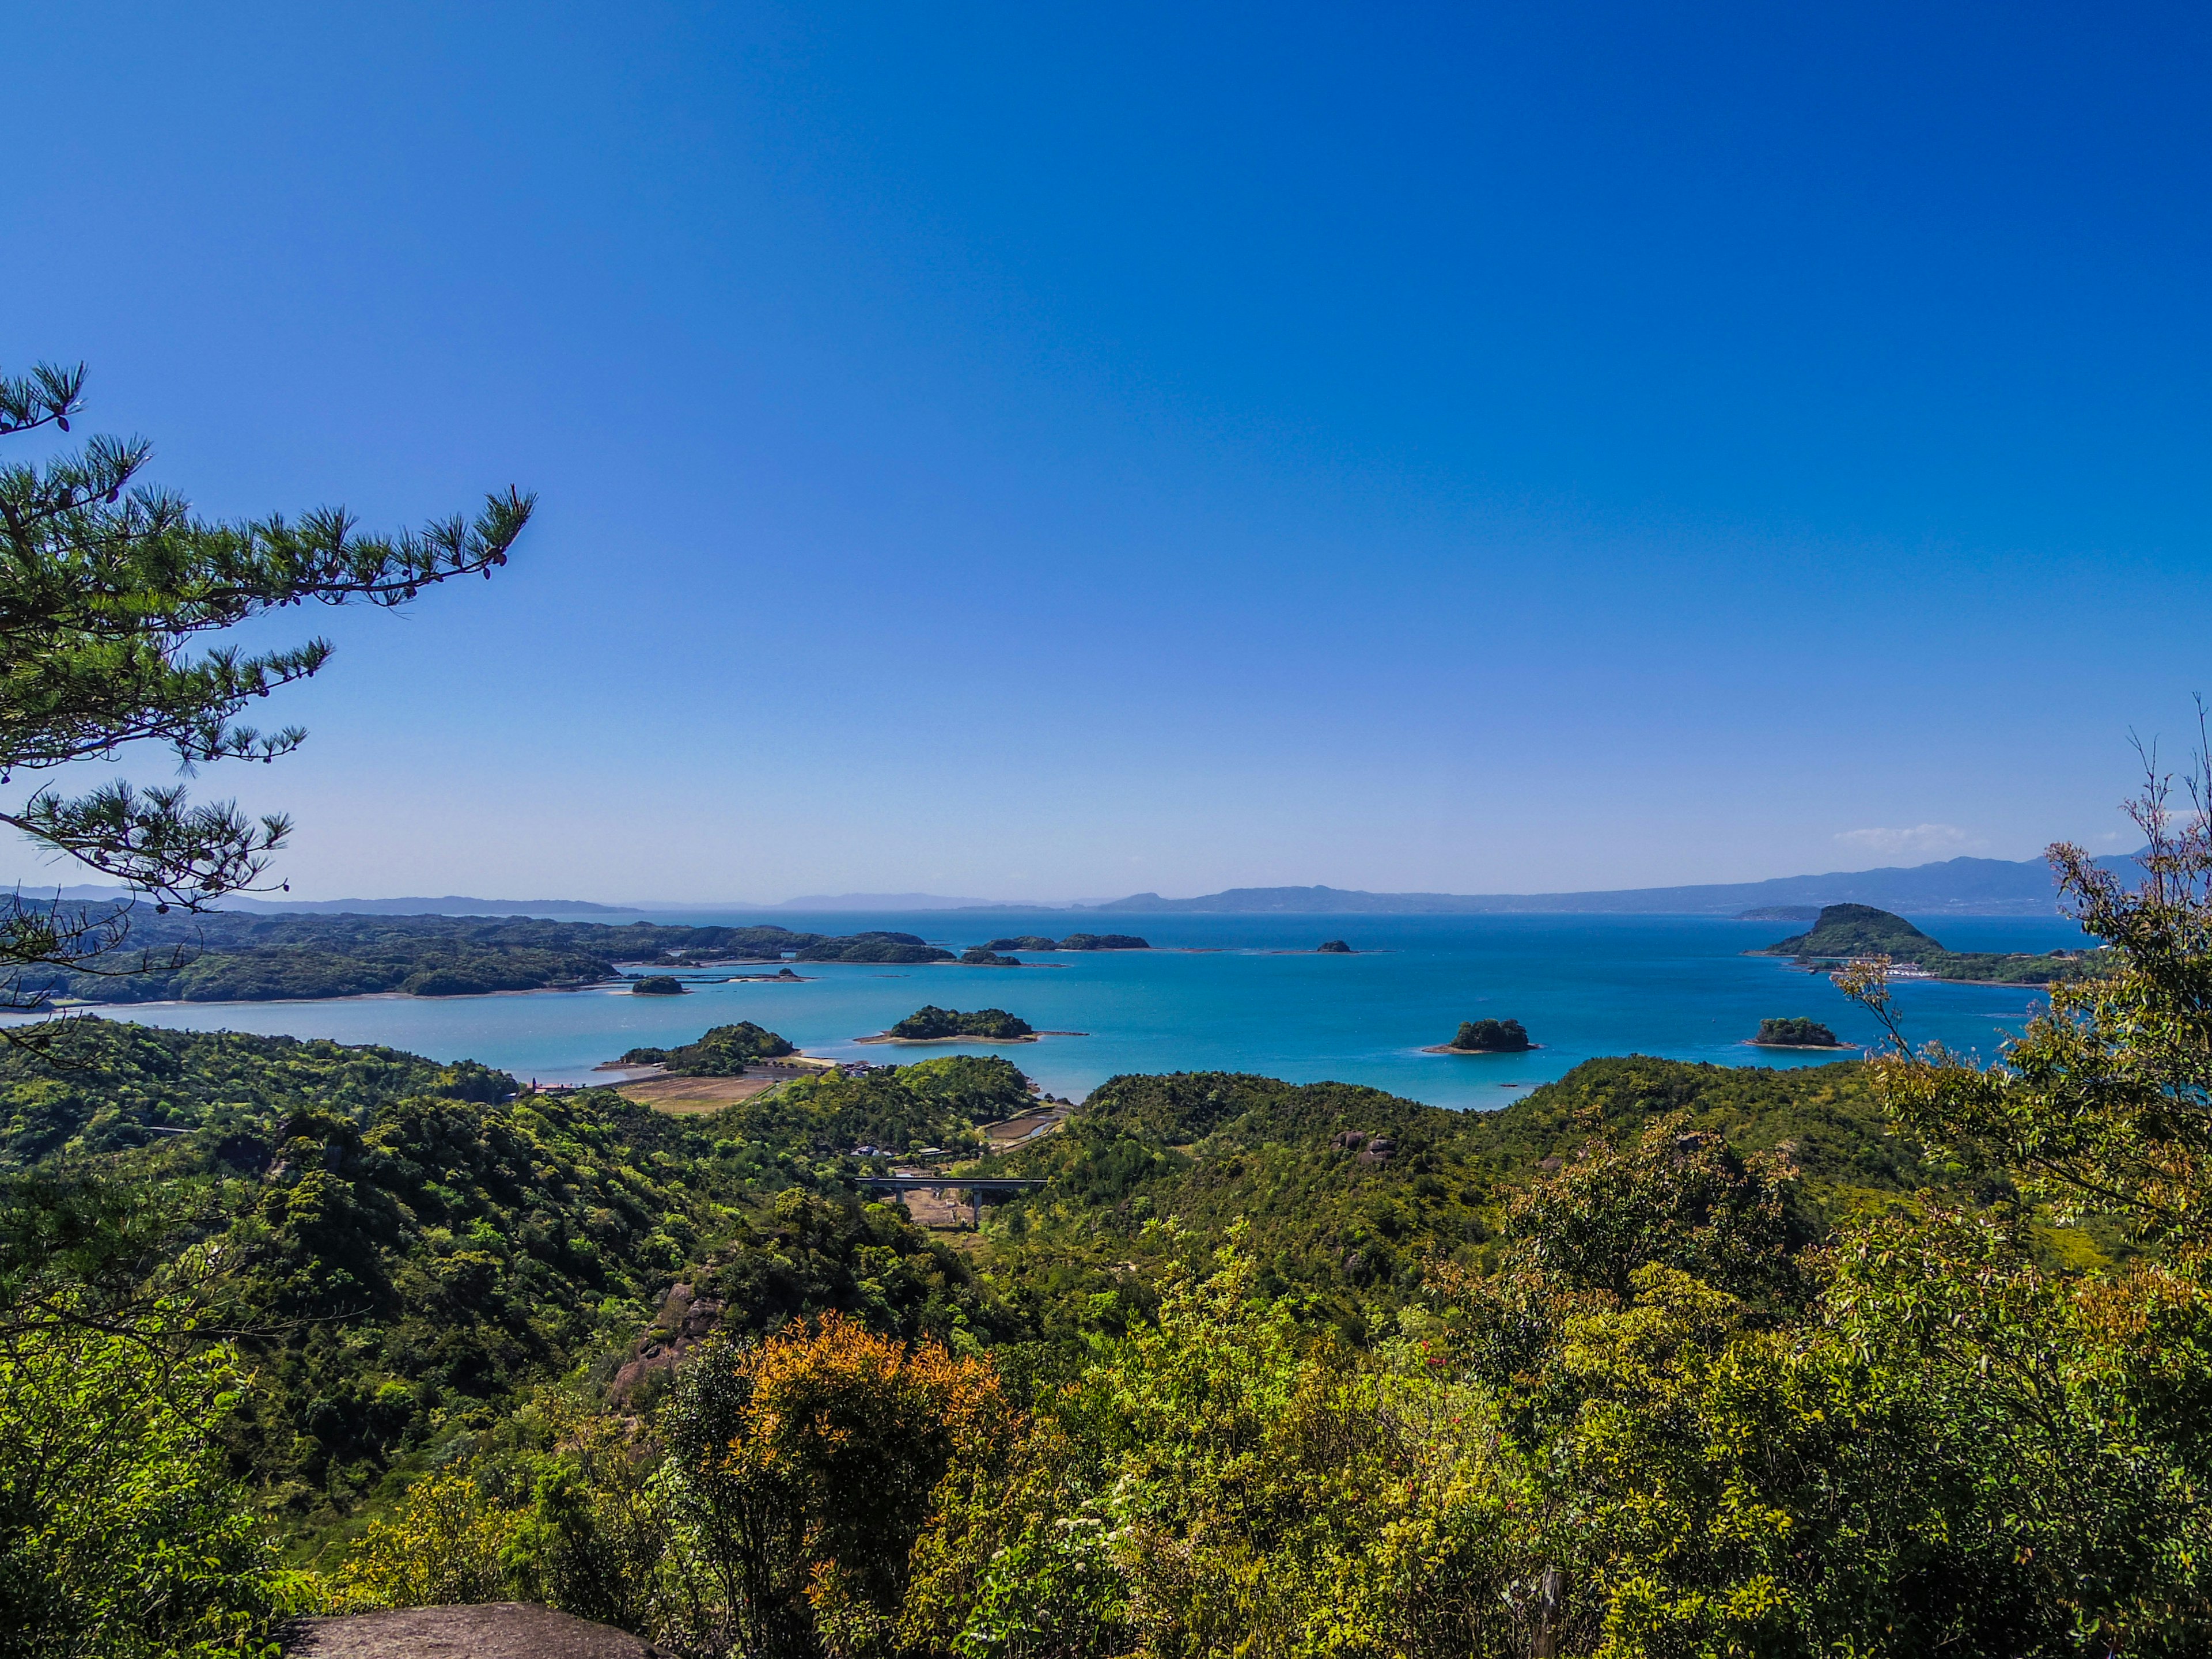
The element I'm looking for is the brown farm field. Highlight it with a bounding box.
[615,1074,783,1114]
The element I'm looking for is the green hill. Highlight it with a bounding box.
[1762,902,2108,985]
[1764,903,1942,959]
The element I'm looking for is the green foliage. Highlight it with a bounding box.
[1054,934,1149,950]
[1752,1016,1842,1046]
[888,1007,1035,1040]
[958,948,1018,966]
[0,1312,289,1657]
[1451,1017,1531,1051]
[710,1056,1037,1161]
[629,975,685,995]
[983,937,1056,952]
[0,358,529,950]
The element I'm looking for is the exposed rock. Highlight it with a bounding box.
[285,1602,660,1658]
[609,1280,726,1403]
[1329,1130,1397,1165]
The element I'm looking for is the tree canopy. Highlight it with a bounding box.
[0,358,530,1007]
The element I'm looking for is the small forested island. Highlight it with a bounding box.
[619,1020,796,1074]
[1317,939,1354,953]
[986,935,1059,950]
[1759,903,2106,985]
[960,947,1021,966]
[875,1005,1037,1041]
[793,930,957,964]
[628,975,687,995]
[1056,933,1150,950]
[1430,1017,1536,1052]
[1750,1016,1849,1048]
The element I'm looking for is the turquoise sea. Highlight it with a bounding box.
[13,910,2095,1111]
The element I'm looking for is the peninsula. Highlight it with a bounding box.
[1758,904,2105,985]
[618,1021,797,1074]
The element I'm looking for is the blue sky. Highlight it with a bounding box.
[4,3,2206,903]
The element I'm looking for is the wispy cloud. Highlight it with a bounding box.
[1834,823,1987,858]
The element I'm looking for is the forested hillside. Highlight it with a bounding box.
[7,854,2209,1657]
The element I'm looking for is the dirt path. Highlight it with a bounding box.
[285,1603,659,1657]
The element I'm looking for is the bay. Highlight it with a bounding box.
[10,909,2094,1111]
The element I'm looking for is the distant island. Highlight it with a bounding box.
[981,932,1149,952]
[792,930,957,965]
[960,947,1021,966]
[619,1021,796,1074]
[1758,903,2105,985]
[1317,939,1354,953]
[12,911,961,1008]
[1737,905,1823,922]
[1750,1016,1849,1049]
[629,975,687,995]
[1426,1017,1536,1054]
[866,1006,1037,1043]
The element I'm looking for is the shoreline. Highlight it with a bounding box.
[1744,1040,1861,1052]
[1421,1043,1543,1055]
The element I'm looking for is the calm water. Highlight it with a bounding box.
[14,911,2093,1111]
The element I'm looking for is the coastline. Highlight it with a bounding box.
[1421,1042,1543,1055]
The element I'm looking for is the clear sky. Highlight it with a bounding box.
[5,3,2206,903]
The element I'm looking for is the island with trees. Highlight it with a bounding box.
[619,1021,797,1074]
[959,947,1021,966]
[1759,903,2107,985]
[1749,1016,1849,1048]
[1317,939,1354,953]
[1055,933,1150,950]
[985,935,1059,951]
[1427,1017,1537,1053]
[866,1006,1038,1042]
[628,975,687,995]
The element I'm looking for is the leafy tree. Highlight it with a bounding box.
[0,357,529,1007]
[0,1309,288,1656]
[663,1316,1004,1658]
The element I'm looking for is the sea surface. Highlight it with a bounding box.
[11,910,2098,1111]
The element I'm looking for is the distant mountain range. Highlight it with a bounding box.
[11,851,2139,921]
[1075,853,2141,918]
